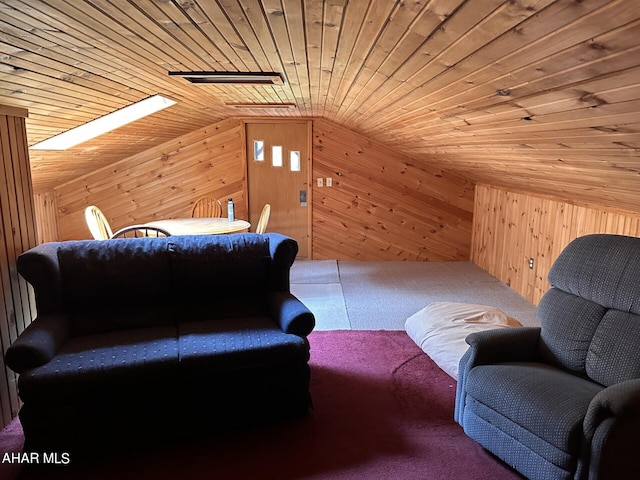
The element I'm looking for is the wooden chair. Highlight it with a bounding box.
[84,205,113,240]
[191,195,223,218]
[255,203,271,234]
[110,225,171,239]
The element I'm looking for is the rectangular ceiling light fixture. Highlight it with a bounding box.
[225,102,297,109]
[30,95,176,150]
[169,71,284,85]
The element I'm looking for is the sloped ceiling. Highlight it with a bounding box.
[1,0,638,211]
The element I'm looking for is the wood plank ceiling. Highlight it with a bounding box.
[0,0,638,211]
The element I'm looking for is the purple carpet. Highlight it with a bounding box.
[1,330,523,479]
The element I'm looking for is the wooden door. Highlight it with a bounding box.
[246,122,311,258]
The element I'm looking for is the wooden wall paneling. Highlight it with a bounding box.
[0,119,19,427]
[53,114,477,261]
[0,105,37,428]
[532,197,554,303]
[624,216,640,236]
[472,184,640,305]
[312,118,474,261]
[33,191,59,243]
[55,119,246,240]
[502,190,521,294]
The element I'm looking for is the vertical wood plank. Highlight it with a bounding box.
[0,105,37,428]
[33,191,60,243]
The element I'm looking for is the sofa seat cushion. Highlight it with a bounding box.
[18,326,179,402]
[464,363,603,470]
[70,305,175,336]
[178,317,310,373]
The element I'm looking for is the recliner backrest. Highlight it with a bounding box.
[536,234,640,385]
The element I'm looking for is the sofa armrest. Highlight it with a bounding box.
[5,313,70,374]
[266,233,299,291]
[583,379,640,479]
[17,242,65,314]
[269,292,315,337]
[455,327,540,424]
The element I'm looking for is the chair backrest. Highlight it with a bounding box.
[536,234,640,386]
[256,203,271,234]
[110,225,171,239]
[84,205,113,240]
[191,195,222,218]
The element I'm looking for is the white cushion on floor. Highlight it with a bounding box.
[405,302,522,379]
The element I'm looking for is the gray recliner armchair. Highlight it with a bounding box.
[455,234,640,480]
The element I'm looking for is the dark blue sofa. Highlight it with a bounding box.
[6,233,315,454]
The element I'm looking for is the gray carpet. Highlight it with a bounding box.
[291,260,538,330]
[290,260,350,330]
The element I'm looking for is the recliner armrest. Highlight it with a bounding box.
[455,327,540,424]
[584,378,640,440]
[269,291,315,337]
[583,379,640,479]
[5,313,70,374]
[464,327,541,365]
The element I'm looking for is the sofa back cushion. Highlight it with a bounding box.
[537,234,640,383]
[57,238,173,335]
[169,235,273,320]
[18,233,299,334]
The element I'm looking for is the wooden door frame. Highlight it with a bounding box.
[241,118,313,259]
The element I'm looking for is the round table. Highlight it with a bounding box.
[143,218,251,235]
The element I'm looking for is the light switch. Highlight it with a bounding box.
[326,177,333,187]
[317,178,324,187]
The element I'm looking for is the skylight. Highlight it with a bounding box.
[30,95,177,150]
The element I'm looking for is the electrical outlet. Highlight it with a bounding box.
[326,177,333,187]
[528,258,535,269]
[317,177,324,187]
